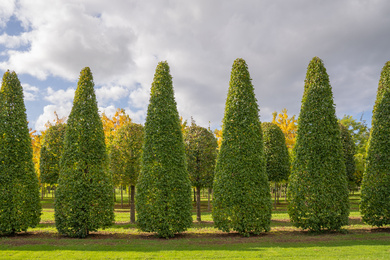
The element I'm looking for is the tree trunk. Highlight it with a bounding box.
[208,187,211,211]
[121,185,123,208]
[130,185,135,224]
[193,188,196,202]
[41,184,44,199]
[274,182,277,210]
[284,183,288,202]
[113,188,116,202]
[196,186,201,222]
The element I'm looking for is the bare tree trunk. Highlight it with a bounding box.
[193,188,196,202]
[208,187,211,211]
[274,182,277,210]
[113,188,116,202]
[41,184,44,199]
[130,185,135,224]
[121,185,123,208]
[284,183,288,202]
[196,186,201,222]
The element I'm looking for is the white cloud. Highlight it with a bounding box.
[22,83,39,101]
[95,85,129,105]
[2,0,390,130]
[0,0,16,28]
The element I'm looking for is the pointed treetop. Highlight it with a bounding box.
[374,61,390,110]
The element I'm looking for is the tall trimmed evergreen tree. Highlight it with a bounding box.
[288,57,349,232]
[183,121,218,222]
[212,58,271,236]
[262,122,290,207]
[0,71,41,235]
[55,67,114,238]
[360,61,390,227]
[136,61,192,238]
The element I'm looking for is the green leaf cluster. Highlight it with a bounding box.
[54,67,114,238]
[360,61,390,227]
[183,122,218,189]
[212,58,271,236]
[288,57,349,232]
[40,123,66,185]
[0,71,41,235]
[136,61,192,238]
[262,122,290,183]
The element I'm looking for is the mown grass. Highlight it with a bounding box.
[1,190,389,259]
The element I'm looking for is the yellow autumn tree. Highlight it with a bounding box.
[101,108,131,146]
[214,128,222,149]
[272,108,297,150]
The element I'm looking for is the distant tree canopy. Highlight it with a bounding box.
[183,121,218,222]
[288,57,349,232]
[40,123,66,185]
[213,58,271,236]
[55,67,114,238]
[109,121,144,223]
[262,122,290,183]
[0,71,41,235]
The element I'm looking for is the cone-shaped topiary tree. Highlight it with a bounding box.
[136,61,192,238]
[0,71,41,235]
[40,123,66,186]
[183,121,218,222]
[212,58,271,236]
[288,57,349,232]
[55,67,114,238]
[109,122,144,224]
[339,123,356,190]
[262,122,290,208]
[360,61,390,227]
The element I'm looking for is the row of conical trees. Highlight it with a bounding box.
[0,57,389,238]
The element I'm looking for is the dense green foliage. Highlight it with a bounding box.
[339,124,357,188]
[360,61,390,227]
[288,57,349,231]
[54,67,114,238]
[262,122,290,183]
[212,58,271,236]
[136,61,192,238]
[183,121,218,221]
[109,122,144,223]
[0,71,41,235]
[40,123,66,185]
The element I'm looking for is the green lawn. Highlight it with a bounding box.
[1,190,389,259]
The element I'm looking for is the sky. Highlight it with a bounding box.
[0,0,389,131]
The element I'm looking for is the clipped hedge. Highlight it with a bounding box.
[55,67,114,238]
[136,61,192,238]
[213,58,271,236]
[0,71,41,235]
[288,57,349,232]
[360,61,390,227]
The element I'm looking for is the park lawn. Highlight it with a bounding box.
[1,191,389,259]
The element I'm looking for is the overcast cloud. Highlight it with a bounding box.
[0,0,389,131]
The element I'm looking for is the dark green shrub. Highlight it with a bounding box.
[54,67,114,238]
[183,121,218,222]
[0,71,41,235]
[212,58,271,236]
[288,57,349,232]
[136,61,192,238]
[360,61,390,227]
